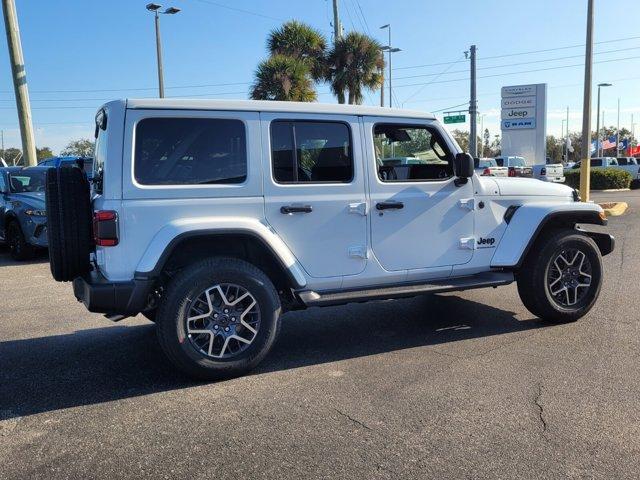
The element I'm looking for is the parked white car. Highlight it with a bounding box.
[474,158,508,177]
[44,99,614,379]
[532,163,565,183]
[571,157,640,180]
[494,156,533,178]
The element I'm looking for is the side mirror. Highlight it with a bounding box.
[454,153,475,178]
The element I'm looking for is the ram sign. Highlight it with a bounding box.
[500,83,547,165]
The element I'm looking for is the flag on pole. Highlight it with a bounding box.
[602,137,616,150]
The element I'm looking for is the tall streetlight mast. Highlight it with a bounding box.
[380,24,400,108]
[146,3,180,98]
[595,82,612,157]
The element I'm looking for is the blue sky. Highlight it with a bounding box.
[0,0,639,153]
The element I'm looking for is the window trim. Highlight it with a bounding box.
[372,122,455,184]
[269,119,355,185]
[131,116,250,189]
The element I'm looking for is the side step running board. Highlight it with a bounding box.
[297,271,514,307]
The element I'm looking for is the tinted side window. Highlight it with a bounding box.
[135,118,247,185]
[270,121,353,183]
[495,158,504,167]
[374,124,453,182]
[591,159,602,167]
[618,158,629,165]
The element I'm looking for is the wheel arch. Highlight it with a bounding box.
[135,227,307,291]
[491,206,608,269]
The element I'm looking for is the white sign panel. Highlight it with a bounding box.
[502,119,536,129]
[501,85,536,97]
[500,83,547,165]
[501,96,536,109]
[501,107,536,120]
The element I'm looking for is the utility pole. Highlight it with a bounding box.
[579,0,594,202]
[2,0,36,166]
[332,0,342,42]
[468,45,478,158]
[565,106,570,162]
[379,66,384,107]
[616,98,620,158]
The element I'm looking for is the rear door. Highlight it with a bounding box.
[261,113,367,278]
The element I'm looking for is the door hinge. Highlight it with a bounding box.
[348,245,368,259]
[348,202,368,216]
[459,198,475,211]
[459,237,476,250]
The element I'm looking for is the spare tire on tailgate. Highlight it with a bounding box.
[45,166,93,281]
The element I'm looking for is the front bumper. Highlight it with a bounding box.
[73,271,153,315]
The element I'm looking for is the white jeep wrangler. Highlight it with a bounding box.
[45,99,614,379]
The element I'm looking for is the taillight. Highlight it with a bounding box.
[482,168,491,176]
[93,210,119,246]
[508,167,516,177]
[540,167,546,176]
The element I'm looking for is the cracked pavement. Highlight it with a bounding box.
[1,191,639,479]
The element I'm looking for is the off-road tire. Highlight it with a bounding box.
[45,166,92,281]
[517,229,603,323]
[7,220,35,261]
[156,257,281,380]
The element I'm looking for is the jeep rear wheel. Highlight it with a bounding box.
[156,257,281,380]
[517,230,603,323]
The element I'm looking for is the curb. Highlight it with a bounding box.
[591,188,630,192]
[598,202,628,217]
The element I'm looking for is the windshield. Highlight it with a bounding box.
[8,170,46,193]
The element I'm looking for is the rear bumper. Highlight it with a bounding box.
[538,175,566,183]
[73,271,153,315]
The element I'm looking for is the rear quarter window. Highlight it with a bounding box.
[134,117,247,185]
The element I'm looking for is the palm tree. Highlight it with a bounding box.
[250,55,317,102]
[328,32,384,105]
[267,20,327,81]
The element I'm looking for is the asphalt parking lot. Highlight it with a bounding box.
[1,190,639,479]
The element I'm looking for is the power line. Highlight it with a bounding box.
[394,54,640,89]
[395,45,640,81]
[394,34,640,71]
[352,0,370,35]
[192,0,284,21]
[402,55,465,104]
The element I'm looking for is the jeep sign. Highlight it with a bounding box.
[500,83,547,165]
[501,107,535,120]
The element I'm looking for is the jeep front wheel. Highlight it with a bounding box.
[517,230,603,323]
[156,257,281,380]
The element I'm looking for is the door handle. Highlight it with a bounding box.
[280,205,313,214]
[376,201,404,211]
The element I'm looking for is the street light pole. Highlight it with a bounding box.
[380,24,400,108]
[146,3,180,99]
[595,82,612,157]
[579,0,594,202]
[468,45,478,158]
[616,98,620,158]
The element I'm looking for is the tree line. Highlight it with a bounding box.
[0,138,94,166]
[250,20,384,104]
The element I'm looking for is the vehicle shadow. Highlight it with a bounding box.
[0,245,49,267]
[0,294,547,419]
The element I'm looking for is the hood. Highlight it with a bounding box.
[491,177,573,197]
[9,191,46,209]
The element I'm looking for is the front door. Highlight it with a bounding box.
[0,173,7,242]
[364,118,475,272]
[261,113,368,279]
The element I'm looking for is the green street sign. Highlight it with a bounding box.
[444,114,466,124]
